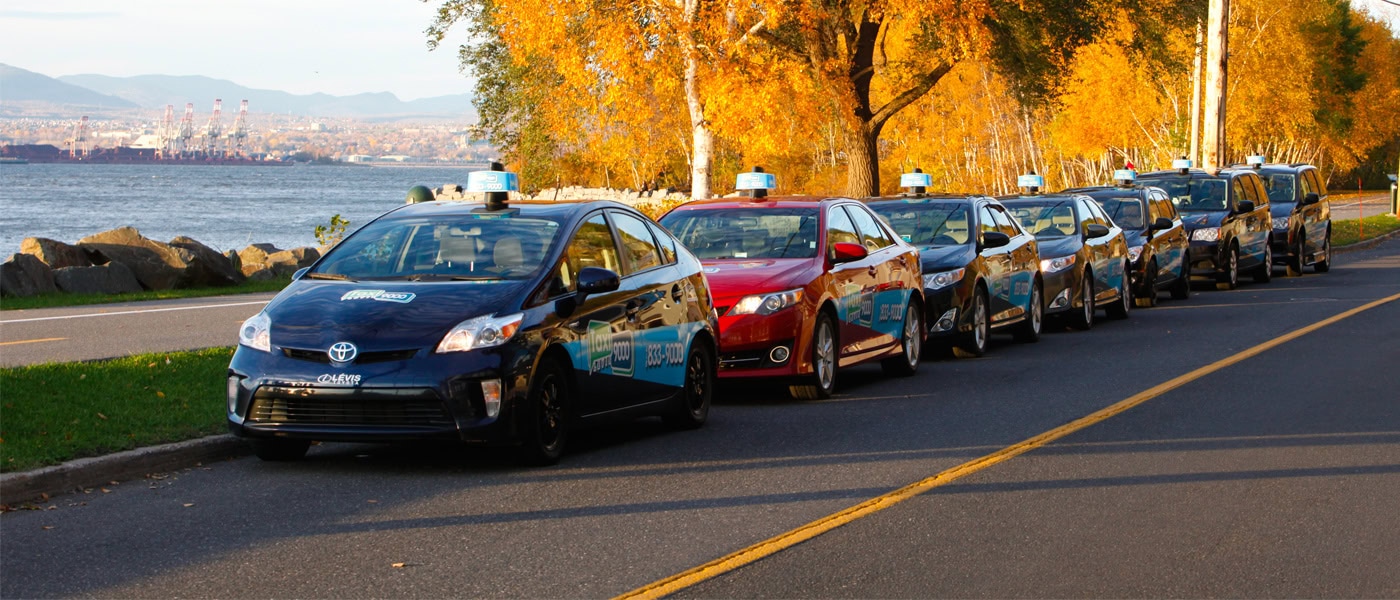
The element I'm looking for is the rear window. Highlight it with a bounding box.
[316,214,562,281]
[660,207,820,259]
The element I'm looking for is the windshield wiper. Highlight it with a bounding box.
[304,272,356,281]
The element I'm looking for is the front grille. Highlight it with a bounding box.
[720,341,793,370]
[281,347,420,365]
[248,386,453,427]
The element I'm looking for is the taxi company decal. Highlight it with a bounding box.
[339,290,417,304]
[587,321,634,377]
[568,321,705,387]
[316,373,363,385]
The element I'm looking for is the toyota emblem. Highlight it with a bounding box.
[328,342,358,364]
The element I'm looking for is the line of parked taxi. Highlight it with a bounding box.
[225,157,1332,464]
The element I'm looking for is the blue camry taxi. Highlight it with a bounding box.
[227,167,719,465]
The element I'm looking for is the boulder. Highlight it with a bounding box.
[245,265,278,282]
[169,236,245,287]
[223,250,243,274]
[266,247,320,276]
[77,227,195,291]
[0,253,58,297]
[20,237,92,269]
[238,243,282,269]
[53,262,143,295]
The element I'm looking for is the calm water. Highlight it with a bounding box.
[0,163,488,255]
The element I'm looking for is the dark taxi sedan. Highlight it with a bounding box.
[999,194,1133,329]
[659,178,923,400]
[228,173,718,465]
[1239,160,1332,275]
[866,193,1042,357]
[1138,166,1274,290]
[1070,179,1191,307]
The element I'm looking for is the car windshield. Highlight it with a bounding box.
[1093,196,1146,230]
[314,214,563,281]
[868,202,971,246]
[1006,201,1078,238]
[1141,175,1228,211]
[1263,173,1297,204]
[660,207,819,259]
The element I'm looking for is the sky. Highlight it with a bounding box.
[1,0,1396,102]
[0,1,476,101]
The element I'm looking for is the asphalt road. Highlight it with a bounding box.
[1,238,1397,598]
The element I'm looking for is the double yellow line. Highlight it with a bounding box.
[618,290,1400,600]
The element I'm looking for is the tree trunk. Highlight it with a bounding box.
[682,0,712,200]
[844,123,880,197]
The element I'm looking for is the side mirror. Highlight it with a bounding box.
[1302,192,1320,206]
[1236,200,1256,214]
[831,242,869,264]
[576,266,620,296]
[292,267,309,280]
[1084,223,1111,239]
[1151,217,1174,232]
[980,231,1011,249]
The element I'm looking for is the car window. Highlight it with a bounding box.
[867,201,971,246]
[561,213,622,289]
[610,210,663,275]
[845,205,895,251]
[660,207,820,260]
[1007,201,1077,238]
[989,205,1020,237]
[1094,195,1145,230]
[1231,177,1252,208]
[1250,176,1269,207]
[978,205,998,238]
[1079,200,1100,230]
[317,214,562,281]
[1306,169,1326,197]
[647,220,678,265]
[827,204,862,252]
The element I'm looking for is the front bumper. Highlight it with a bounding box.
[921,283,974,340]
[1271,228,1291,263]
[1041,267,1081,315]
[715,307,806,379]
[1188,240,1226,277]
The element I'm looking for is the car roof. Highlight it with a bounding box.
[665,195,854,210]
[1064,185,1153,196]
[995,193,1086,203]
[1227,163,1315,175]
[384,198,636,220]
[863,193,987,204]
[1139,168,1254,181]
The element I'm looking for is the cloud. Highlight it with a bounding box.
[0,10,120,20]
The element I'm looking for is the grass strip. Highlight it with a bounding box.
[0,348,234,473]
[0,276,291,311]
[1333,214,1400,247]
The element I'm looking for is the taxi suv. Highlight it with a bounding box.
[1139,166,1275,290]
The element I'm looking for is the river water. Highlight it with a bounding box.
[0,163,489,255]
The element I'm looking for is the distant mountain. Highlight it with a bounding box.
[0,64,140,109]
[0,64,475,120]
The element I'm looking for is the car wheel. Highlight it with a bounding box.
[1069,270,1094,331]
[249,438,311,462]
[882,301,923,376]
[1013,279,1042,343]
[1286,235,1304,277]
[519,359,569,466]
[663,339,713,429]
[1314,229,1331,273]
[955,287,989,357]
[1216,245,1239,290]
[1135,259,1158,308]
[789,312,837,400]
[1170,257,1192,300]
[1107,264,1131,319]
[1253,240,1273,283]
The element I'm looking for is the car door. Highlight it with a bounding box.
[825,204,880,360]
[975,202,1015,321]
[845,202,912,352]
[607,209,693,405]
[1078,198,1115,299]
[1150,190,1188,282]
[1299,168,1329,257]
[987,203,1035,323]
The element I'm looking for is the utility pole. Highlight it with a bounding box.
[1189,20,1204,165]
[1201,0,1229,173]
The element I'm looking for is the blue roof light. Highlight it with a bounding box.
[900,172,933,188]
[467,170,520,193]
[1017,174,1044,188]
[735,172,776,191]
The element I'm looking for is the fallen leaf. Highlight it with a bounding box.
[156,391,165,398]
[147,362,157,368]
[39,493,49,501]
[97,413,108,420]
[183,503,194,507]
[392,563,406,568]
[367,500,378,504]
[79,374,86,379]
[42,526,54,530]
[47,505,57,510]
[165,358,171,364]
[109,481,119,485]
[101,488,111,494]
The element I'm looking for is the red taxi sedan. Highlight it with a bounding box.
[659,183,923,400]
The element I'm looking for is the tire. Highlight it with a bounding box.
[249,438,310,462]
[1314,229,1331,273]
[518,359,569,466]
[663,340,713,429]
[1135,259,1158,308]
[1170,257,1191,300]
[1216,245,1239,290]
[955,287,989,357]
[1106,263,1131,319]
[789,311,838,400]
[1253,240,1273,283]
[881,301,923,376]
[1013,279,1042,343]
[1285,235,1304,277]
[1068,270,1094,331]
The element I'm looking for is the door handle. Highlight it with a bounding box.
[671,284,684,302]
[868,265,878,276]
[625,299,642,318]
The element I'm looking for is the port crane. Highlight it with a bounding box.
[228,100,250,158]
[201,99,223,156]
[67,116,89,158]
[157,105,177,158]
[178,103,196,157]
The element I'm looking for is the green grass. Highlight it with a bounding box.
[1333,214,1400,247]
[0,276,291,311]
[0,348,234,473]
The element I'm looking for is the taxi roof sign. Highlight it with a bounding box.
[1017,174,1044,189]
[467,170,520,193]
[900,172,933,188]
[736,171,776,191]
[1247,155,1266,166]
[1172,158,1193,170]
[1113,169,1136,182]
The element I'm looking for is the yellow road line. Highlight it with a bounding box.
[616,290,1400,600]
[0,337,67,347]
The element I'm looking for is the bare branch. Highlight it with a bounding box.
[870,62,954,129]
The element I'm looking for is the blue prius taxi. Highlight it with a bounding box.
[227,167,719,465]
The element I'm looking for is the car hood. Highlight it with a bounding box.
[919,244,974,272]
[702,258,817,299]
[1123,229,1149,247]
[1036,236,1083,259]
[264,279,527,350]
[1180,211,1226,230]
[1270,203,1296,218]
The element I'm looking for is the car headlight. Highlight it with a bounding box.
[1272,216,1289,230]
[436,313,523,353]
[922,268,966,290]
[1127,245,1144,263]
[1190,227,1220,242]
[728,289,804,316]
[1040,255,1077,273]
[238,312,271,353]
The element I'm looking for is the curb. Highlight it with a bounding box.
[1332,227,1400,255]
[0,434,249,505]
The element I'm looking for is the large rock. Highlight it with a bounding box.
[223,250,243,274]
[77,227,196,291]
[169,236,245,287]
[53,262,143,295]
[1,253,59,297]
[265,247,321,276]
[238,243,282,270]
[20,237,92,269]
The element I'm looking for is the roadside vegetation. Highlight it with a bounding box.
[0,276,291,311]
[0,348,233,473]
[1333,214,1400,247]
